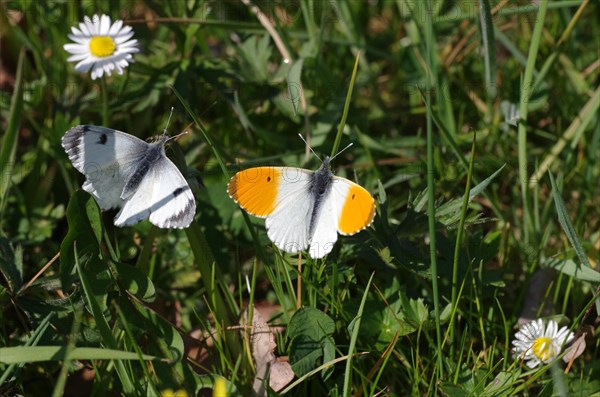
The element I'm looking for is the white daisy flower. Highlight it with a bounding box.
[64,14,139,80]
[512,318,574,368]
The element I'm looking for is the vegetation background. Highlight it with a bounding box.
[0,0,598,396]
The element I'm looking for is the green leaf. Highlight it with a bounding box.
[114,263,156,303]
[0,346,156,364]
[0,48,24,215]
[544,258,600,283]
[286,58,304,116]
[59,190,104,288]
[436,164,506,223]
[0,237,21,293]
[483,371,519,397]
[287,307,335,340]
[289,335,324,377]
[478,0,496,104]
[288,307,335,377]
[75,250,136,394]
[549,172,591,268]
[402,293,428,329]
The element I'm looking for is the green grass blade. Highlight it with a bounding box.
[331,51,360,157]
[0,346,156,364]
[424,0,443,380]
[0,48,25,216]
[0,312,54,383]
[478,0,496,117]
[548,172,591,268]
[449,131,476,354]
[518,0,549,244]
[343,272,374,397]
[52,310,81,397]
[74,247,136,394]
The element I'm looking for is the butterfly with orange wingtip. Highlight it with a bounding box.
[227,141,375,258]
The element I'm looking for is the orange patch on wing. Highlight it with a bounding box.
[228,167,280,217]
[338,184,375,235]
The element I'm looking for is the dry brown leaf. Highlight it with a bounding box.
[269,360,294,392]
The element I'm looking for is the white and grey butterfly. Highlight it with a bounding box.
[61,124,196,229]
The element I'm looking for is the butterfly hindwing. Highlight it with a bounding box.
[148,156,196,228]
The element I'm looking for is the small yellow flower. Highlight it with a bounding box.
[512,318,574,368]
[213,376,228,397]
[64,14,139,80]
[161,389,188,397]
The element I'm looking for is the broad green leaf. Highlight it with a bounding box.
[288,307,335,377]
[483,371,519,397]
[114,263,156,302]
[289,335,324,377]
[287,307,335,340]
[59,190,104,288]
[0,346,155,364]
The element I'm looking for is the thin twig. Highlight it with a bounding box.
[19,251,60,295]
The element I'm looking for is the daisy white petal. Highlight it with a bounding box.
[114,31,135,44]
[78,22,90,36]
[100,15,111,35]
[119,25,132,35]
[67,34,89,45]
[109,19,123,35]
[67,53,89,62]
[74,58,95,73]
[84,16,95,35]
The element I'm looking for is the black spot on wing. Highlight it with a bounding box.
[97,133,108,145]
[173,187,184,197]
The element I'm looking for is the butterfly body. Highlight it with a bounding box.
[228,157,375,258]
[62,125,195,229]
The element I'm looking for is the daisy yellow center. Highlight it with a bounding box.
[532,337,554,361]
[89,36,116,57]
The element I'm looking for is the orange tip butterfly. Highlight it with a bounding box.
[227,139,375,258]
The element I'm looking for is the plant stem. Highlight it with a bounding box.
[424,0,443,381]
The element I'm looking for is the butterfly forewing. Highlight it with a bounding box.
[62,125,150,210]
[331,177,375,235]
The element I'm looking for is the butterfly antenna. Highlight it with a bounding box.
[330,142,354,162]
[163,107,175,136]
[297,133,322,162]
[166,129,189,143]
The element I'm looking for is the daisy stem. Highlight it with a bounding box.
[100,77,109,126]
